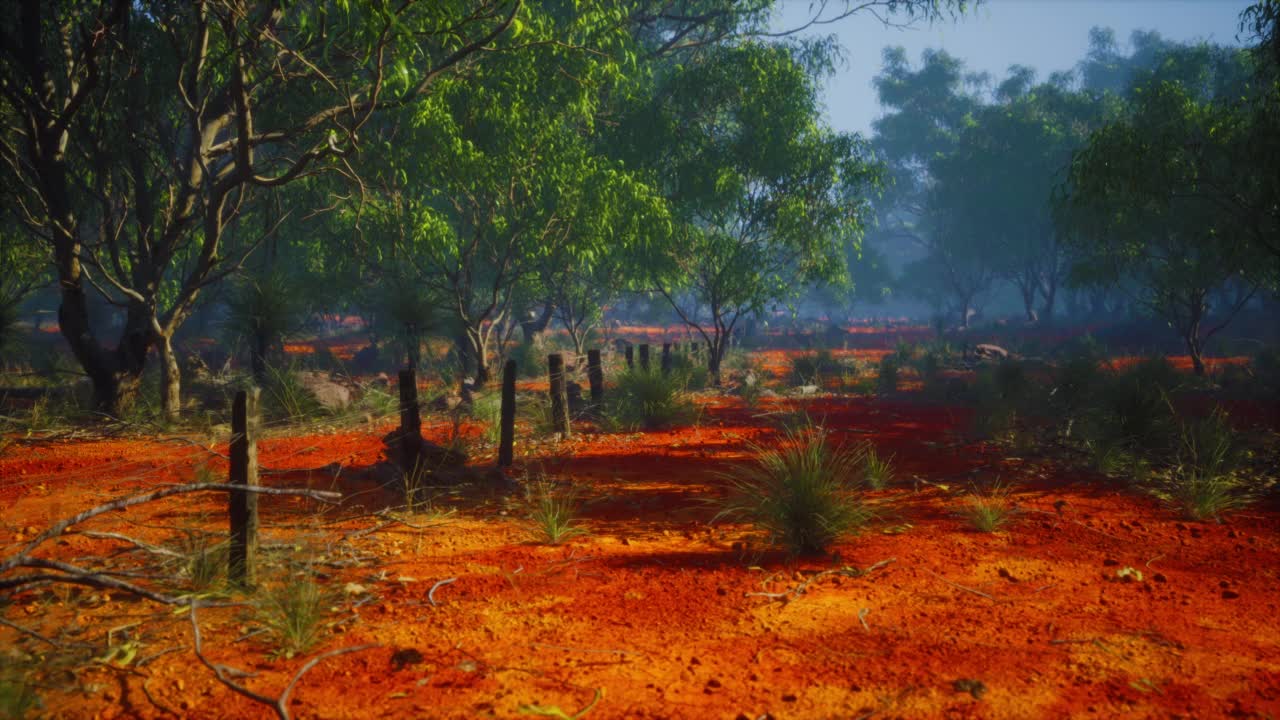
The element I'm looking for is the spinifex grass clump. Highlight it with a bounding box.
[602,367,698,431]
[1147,407,1255,522]
[714,426,873,556]
[255,573,329,658]
[1079,356,1181,472]
[959,481,1017,532]
[525,480,586,544]
[860,444,896,490]
[262,362,326,422]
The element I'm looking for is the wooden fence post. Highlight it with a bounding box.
[587,349,604,404]
[661,343,672,375]
[625,344,634,369]
[548,353,571,437]
[498,359,517,467]
[398,368,422,474]
[229,388,259,588]
[639,344,650,372]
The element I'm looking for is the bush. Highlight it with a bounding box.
[1148,468,1255,522]
[790,349,843,386]
[262,363,326,422]
[1080,359,1179,456]
[1178,407,1244,477]
[601,367,698,431]
[714,426,873,556]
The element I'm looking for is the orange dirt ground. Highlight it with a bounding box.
[2,359,1279,719]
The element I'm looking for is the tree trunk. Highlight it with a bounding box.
[708,337,724,386]
[519,302,554,346]
[158,333,182,424]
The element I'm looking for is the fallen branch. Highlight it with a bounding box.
[428,577,457,607]
[189,603,376,720]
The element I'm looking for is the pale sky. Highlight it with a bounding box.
[771,0,1256,136]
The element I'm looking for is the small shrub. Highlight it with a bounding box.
[1148,468,1255,522]
[1178,407,1244,477]
[262,363,325,421]
[860,445,896,490]
[256,573,328,658]
[601,367,698,431]
[525,480,586,544]
[790,349,843,386]
[713,426,872,556]
[1083,361,1179,454]
[472,392,504,443]
[959,481,1017,532]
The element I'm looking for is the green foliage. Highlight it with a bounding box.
[0,659,39,720]
[714,426,873,556]
[224,270,311,357]
[1079,359,1179,458]
[1178,407,1245,477]
[1148,468,1256,522]
[860,445,896,490]
[256,574,329,659]
[181,531,229,593]
[524,481,586,545]
[601,368,698,431]
[959,481,1017,532]
[790,349,844,386]
[261,364,326,422]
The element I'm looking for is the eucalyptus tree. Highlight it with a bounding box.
[618,41,880,384]
[357,5,665,388]
[0,0,521,418]
[1060,43,1268,375]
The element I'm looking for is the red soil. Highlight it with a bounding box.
[2,372,1278,719]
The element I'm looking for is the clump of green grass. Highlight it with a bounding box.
[601,367,698,431]
[525,480,586,544]
[1178,407,1244,477]
[262,363,326,422]
[713,426,873,556]
[182,533,230,593]
[471,392,504,443]
[958,481,1017,532]
[0,660,39,720]
[1148,468,1255,523]
[860,445,896,490]
[255,573,329,658]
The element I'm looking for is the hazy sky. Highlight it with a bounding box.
[771,0,1256,136]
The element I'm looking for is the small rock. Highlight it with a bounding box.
[1103,558,1120,567]
[781,693,798,703]
[953,678,987,699]
[1222,590,1240,600]
[1153,573,1167,583]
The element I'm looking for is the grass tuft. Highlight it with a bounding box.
[860,445,896,490]
[524,480,586,545]
[601,367,698,431]
[1148,468,1255,523]
[255,573,328,658]
[959,481,1017,532]
[714,426,872,556]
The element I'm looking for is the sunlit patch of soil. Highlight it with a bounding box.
[2,359,1279,719]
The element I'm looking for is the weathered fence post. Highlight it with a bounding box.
[548,354,571,437]
[398,368,422,474]
[625,344,634,369]
[639,343,650,372]
[661,343,672,375]
[587,349,604,404]
[498,359,517,467]
[229,388,260,588]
